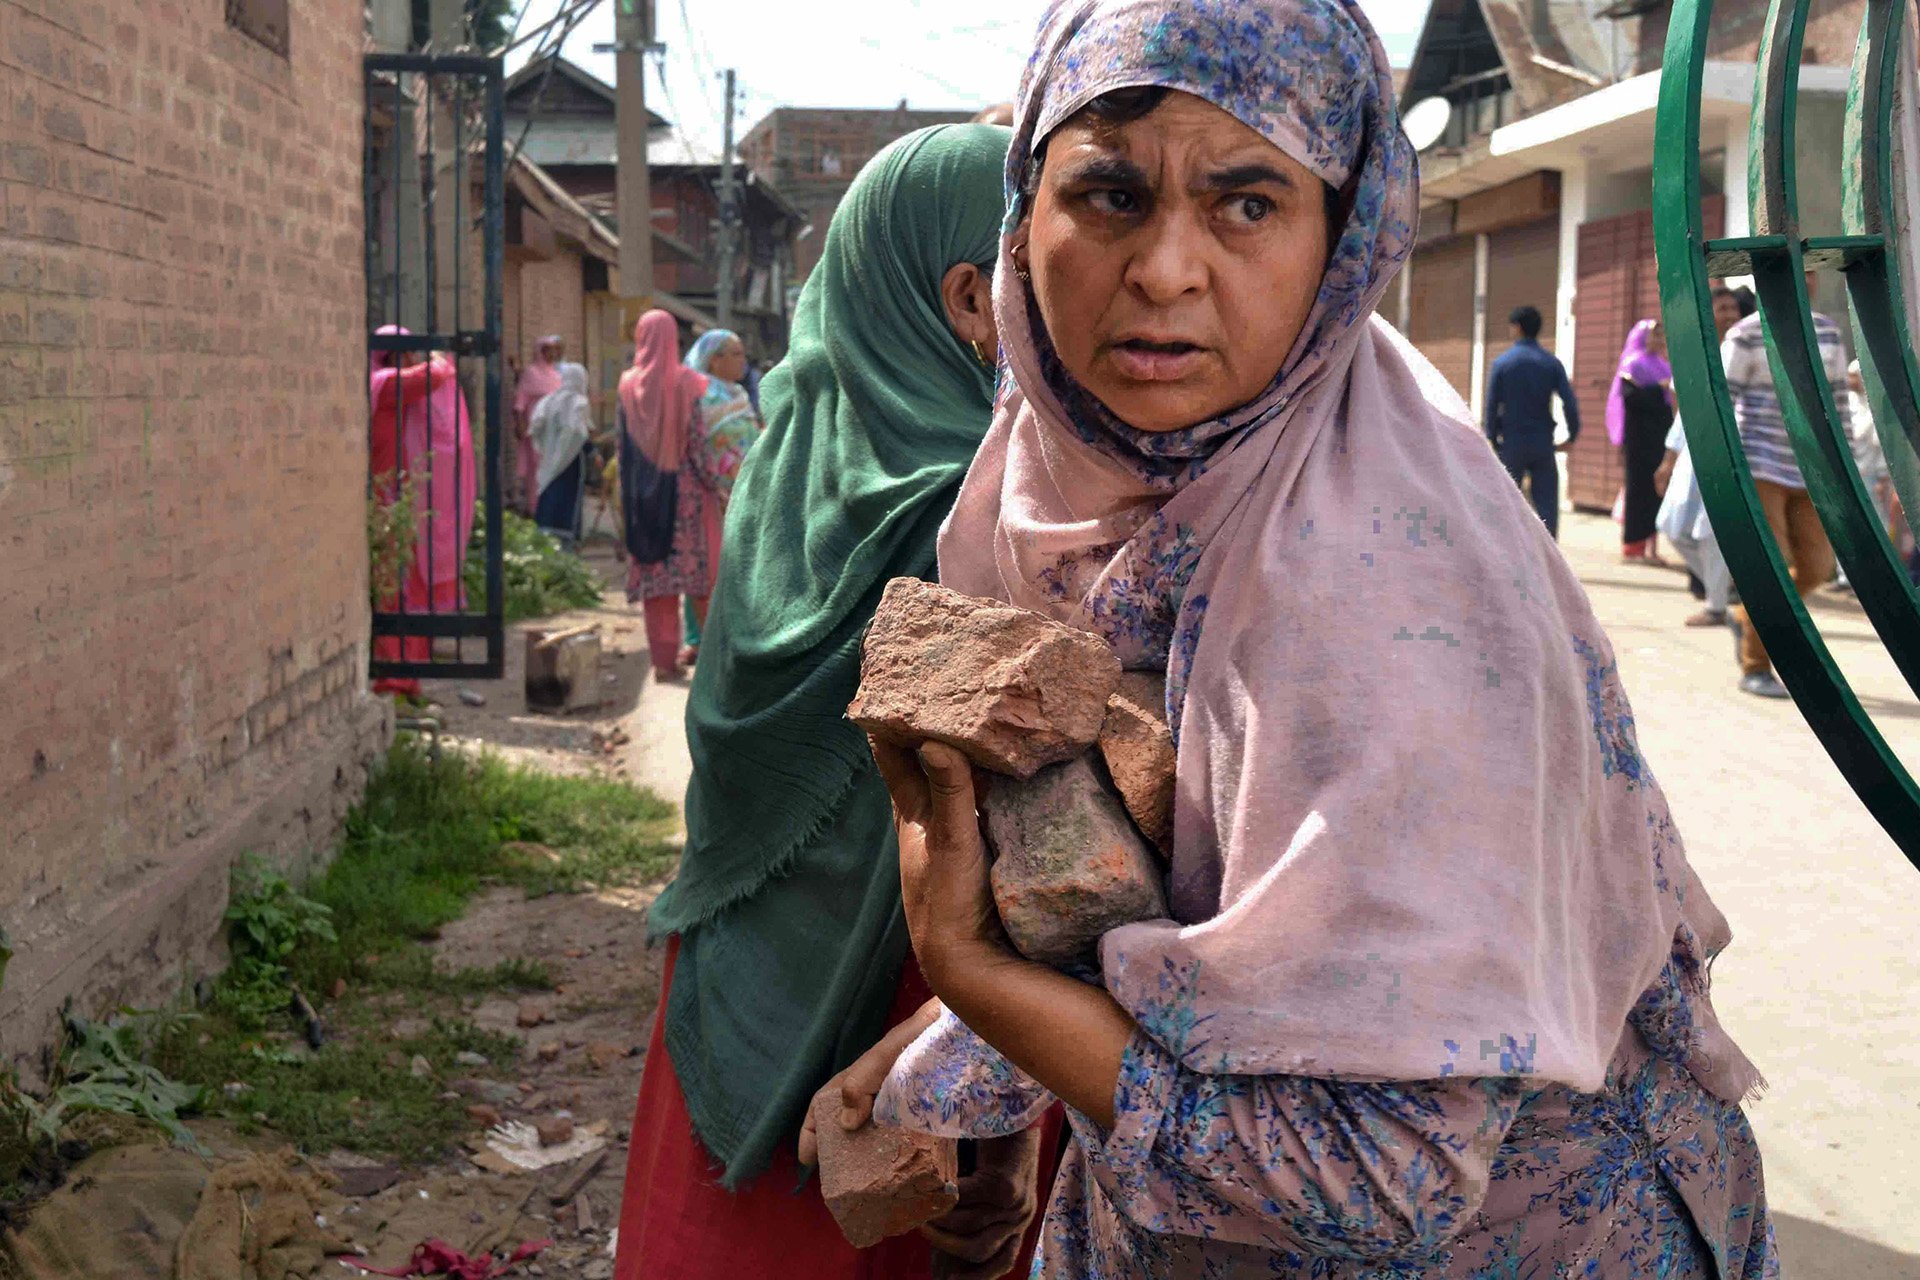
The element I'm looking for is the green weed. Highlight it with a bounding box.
[28,1012,208,1154]
[465,511,605,622]
[217,858,337,1031]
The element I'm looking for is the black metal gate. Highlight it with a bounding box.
[364,53,506,681]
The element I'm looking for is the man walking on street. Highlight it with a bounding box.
[1486,305,1580,538]
[1723,273,1848,699]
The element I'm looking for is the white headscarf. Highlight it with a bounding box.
[529,362,592,496]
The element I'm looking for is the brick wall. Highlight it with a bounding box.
[0,0,387,1070]
[508,251,585,374]
[739,107,974,280]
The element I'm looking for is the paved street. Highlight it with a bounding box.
[1555,511,1920,1278]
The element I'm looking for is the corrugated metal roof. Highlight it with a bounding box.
[506,118,721,168]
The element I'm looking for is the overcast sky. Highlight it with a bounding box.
[507,0,1432,157]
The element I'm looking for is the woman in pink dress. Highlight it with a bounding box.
[369,327,476,696]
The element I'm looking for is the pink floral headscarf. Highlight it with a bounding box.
[938,0,1760,1101]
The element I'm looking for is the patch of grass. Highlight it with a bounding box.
[465,511,605,622]
[363,949,556,996]
[289,742,676,997]
[154,1013,518,1164]
[145,741,675,1164]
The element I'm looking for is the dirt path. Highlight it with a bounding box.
[331,541,700,1274]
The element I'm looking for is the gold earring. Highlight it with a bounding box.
[970,339,995,368]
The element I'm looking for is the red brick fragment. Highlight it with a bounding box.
[1099,671,1176,856]
[811,1084,958,1249]
[848,579,1120,778]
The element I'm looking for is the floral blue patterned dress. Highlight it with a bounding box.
[871,0,1780,1276]
[878,992,1773,1277]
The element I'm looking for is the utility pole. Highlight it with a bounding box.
[715,68,740,330]
[601,0,655,303]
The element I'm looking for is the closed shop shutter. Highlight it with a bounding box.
[1407,236,1477,401]
[1567,195,1724,511]
[1482,218,1560,400]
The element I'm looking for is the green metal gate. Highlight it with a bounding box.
[1656,0,1920,869]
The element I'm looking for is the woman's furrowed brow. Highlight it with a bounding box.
[1056,154,1148,187]
[1200,162,1297,191]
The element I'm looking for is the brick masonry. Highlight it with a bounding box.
[0,0,388,1072]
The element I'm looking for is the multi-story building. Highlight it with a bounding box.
[1395,0,1866,509]
[738,102,980,285]
[504,55,805,363]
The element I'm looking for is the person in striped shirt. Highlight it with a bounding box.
[1721,272,1849,698]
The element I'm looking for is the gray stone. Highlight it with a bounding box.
[984,755,1169,966]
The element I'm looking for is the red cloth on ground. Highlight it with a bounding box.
[614,938,1061,1280]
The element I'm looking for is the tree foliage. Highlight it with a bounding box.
[411,0,517,51]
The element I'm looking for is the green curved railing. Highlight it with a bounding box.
[1654,0,1920,869]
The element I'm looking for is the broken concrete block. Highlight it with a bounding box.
[811,1084,958,1249]
[526,627,603,714]
[1099,672,1175,856]
[984,755,1169,966]
[848,578,1121,778]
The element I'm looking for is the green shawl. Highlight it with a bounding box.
[648,123,1012,1186]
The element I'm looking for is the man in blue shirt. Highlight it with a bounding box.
[1485,305,1580,538]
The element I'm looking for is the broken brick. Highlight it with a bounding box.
[584,1042,625,1071]
[848,579,1120,779]
[466,1103,502,1129]
[1099,672,1176,856]
[516,1000,549,1029]
[984,755,1169,966]
[811,1084,958,1249]
[535,1115,575,1147]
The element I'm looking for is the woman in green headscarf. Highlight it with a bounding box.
[615,124,1052,1280]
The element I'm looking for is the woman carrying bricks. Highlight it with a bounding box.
[614,124,1062,1280]
[838,2,1778,1275]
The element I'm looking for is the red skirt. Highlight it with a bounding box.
[615,938,1061,1280]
